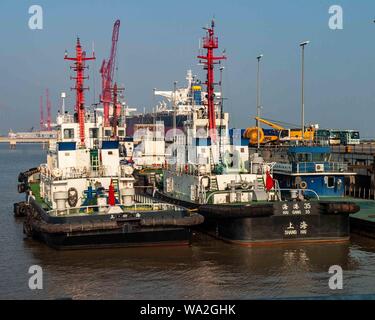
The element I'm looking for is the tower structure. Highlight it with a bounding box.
[197,20,226,142]
[46,88,52,131]
[64,38,95,146]
[39,95,44,131]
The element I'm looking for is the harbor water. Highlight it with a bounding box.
[1,144,375,300]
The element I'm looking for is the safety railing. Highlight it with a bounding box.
[40,165,133,181]
[48,201,184,216]
[292,162,348,173]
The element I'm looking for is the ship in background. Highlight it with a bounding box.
[125,69,223,138]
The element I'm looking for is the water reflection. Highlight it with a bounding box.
[22,233,360,300]
[1,145,375,300]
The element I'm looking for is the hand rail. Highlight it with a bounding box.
[48,202,183,216]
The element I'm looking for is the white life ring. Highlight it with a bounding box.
[52,168,63,178]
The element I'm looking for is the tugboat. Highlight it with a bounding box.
[14,36,203,250]
[142,20,360,246]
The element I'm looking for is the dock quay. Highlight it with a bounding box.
[0,136,56,149]
[331,143,375,193]
[328,143,375,239]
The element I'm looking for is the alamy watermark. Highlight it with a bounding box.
[28,265,43,290]
[28,5,43,30]
[329,5,344,30]
[329,265,343,290]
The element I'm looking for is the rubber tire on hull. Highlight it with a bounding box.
[14,202,28,218]
[320,202,360,215]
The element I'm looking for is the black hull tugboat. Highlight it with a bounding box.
[153,177,358,246]
[14,35,203,250]
[19,192,199,250]
[136,20,359,246]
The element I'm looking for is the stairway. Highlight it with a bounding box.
[210,176,219,191]
[209,148,215,172]
[112,178,120,200]
[255,176,265,191]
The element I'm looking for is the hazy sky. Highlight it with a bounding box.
[1,0,375,137]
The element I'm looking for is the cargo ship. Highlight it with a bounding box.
[125,69,223,138]
[14,36,203,250]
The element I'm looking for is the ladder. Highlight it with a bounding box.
[210,176,219,191]
[112,178,120,200]
[209,148,215,172]
[255,176,265,191]
[149,174,156,187]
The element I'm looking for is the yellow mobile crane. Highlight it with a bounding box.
[244,117,316,145]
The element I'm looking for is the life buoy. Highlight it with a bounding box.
[67,187,79,207]
[52,168,63,178]
[300,181,308,190]
[241,181,250,190]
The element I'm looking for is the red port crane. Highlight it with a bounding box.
[100,19,121,127]
[46,88,52,131]
[65,38,95,147]
[197,20,226,142]
[39,95,44,130]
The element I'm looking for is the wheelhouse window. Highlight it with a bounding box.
[351,131,360,139]
[63,128,74,139]
[89,128,98,139]
[311,153,330,162]
[292,152,330,163]
[327,176,335,188]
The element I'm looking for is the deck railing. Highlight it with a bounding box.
[48,201,184,216]
[40,164,133,180]
[292,162,348,174]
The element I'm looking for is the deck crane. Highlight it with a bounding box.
[244,117,316,145]
[100,20,121,127]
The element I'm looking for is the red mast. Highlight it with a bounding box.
[39,95,44,131]
[65,38,95,147]
[46,88,51,131]
[101,20,120,126]
[197,20,226,142]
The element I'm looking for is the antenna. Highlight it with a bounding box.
[61,92,66,114]
[197,20,226,142]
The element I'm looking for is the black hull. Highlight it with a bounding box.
[155,191,358,246]
[22,198,199,250]
[201,213,350,247]
[350,216,375,240]
[31,228,191,250]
